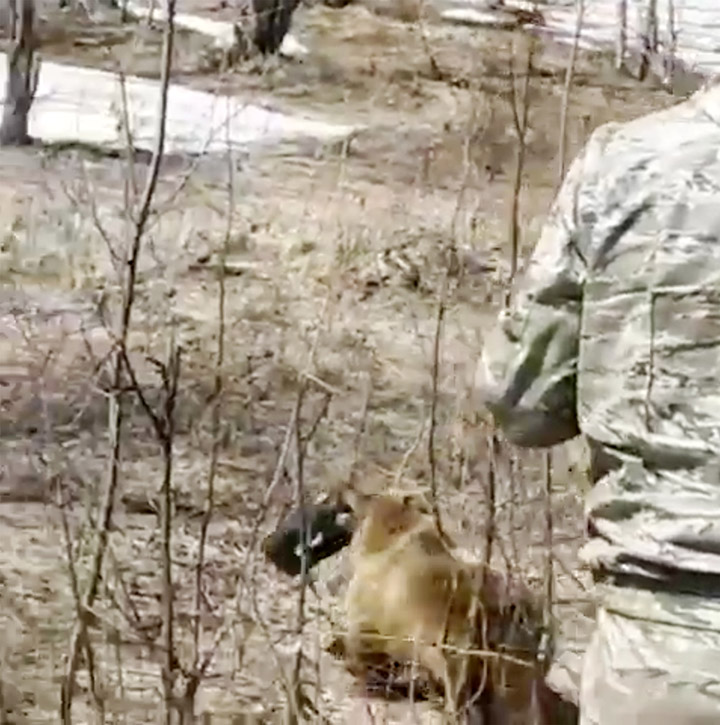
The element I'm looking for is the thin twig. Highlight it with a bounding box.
[542,450,554,627]
[507,35,536,292]
[189,113,232,696]
[542,0,586,664]
[160,343,181,723]
[59,0,177,718]
[115,66,139,202]
[289,382,309,724]
[483,431,497,575]
[428,269,448,540]
[394,413,426,488]
[557,0,585,183]
[55,476,103,717]
[347,371,372,490]
[300,391,333,461]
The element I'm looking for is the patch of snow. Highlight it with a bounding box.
[279,33,310,59]
[440,8,519,29]
[123,0,309,58]
[0,54,356,155]
[508,0,720,78]
[124,1,240,49]
[443,0,720,79]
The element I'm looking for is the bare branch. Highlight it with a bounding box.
[428,269,448,540]
[483,431,498,576]
[557,0,585,183]
[347,372,372,489]
[185,125,234,718]
[160,343,181,723]
[507,35,535,291]
[289,381,309,724]
[59,0,177,719]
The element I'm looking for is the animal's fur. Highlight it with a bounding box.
[333,491,577,724]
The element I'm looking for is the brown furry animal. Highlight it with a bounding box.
[333,491,577,724]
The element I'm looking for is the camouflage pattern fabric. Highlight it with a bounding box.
[480,79,720,580]
[579,584,720,724]
[477,79,720,719]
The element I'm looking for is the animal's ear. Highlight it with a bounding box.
[404,492,432,514]
[344,488,372,516]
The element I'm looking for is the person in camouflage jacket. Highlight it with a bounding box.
[479,78,720,724]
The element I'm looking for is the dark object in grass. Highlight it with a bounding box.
[252,0,301,56]
[262,497,356,576]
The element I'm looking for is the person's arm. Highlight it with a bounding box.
[478,125,617,448]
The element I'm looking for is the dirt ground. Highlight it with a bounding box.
[0,1,685,723]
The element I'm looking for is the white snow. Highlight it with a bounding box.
[442,1,720,79]
[513,0,720,78]
[122,0,309,58]
[440,8,520,28]
[1,0,718,156]
[0,54,356,155]
[0,0,344,154]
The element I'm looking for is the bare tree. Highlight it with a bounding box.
[665,0,677,87]
[252,0,301,55]
[638,0,659,81]
[0,0,40,146]
[615,0,627,71]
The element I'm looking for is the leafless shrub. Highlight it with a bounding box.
[59,0,177,720]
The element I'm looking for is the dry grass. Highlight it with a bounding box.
[0,1,683,722]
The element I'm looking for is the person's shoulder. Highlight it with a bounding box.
[596,89,719,150]
[576,92,718,184]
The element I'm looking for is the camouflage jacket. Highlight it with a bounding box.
[479,82,720,584]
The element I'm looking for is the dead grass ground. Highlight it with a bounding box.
[0,1,684,722]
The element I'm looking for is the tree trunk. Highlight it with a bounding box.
[615,0,626,71]
[665,0,677,85]
[0,0,40,146]
[252,0,301,55]
[638,0,658,81]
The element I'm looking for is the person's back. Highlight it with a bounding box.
[576,88,720,582]
[480,82,720,723]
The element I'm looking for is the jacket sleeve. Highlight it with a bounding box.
[478,125,616,448]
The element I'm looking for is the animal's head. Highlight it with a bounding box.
[262,485,439,574]
[350,490,438,556]
[262,491,356,577]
